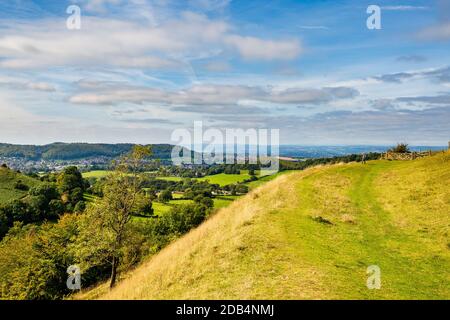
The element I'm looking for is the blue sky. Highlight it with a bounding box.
[0,0,449,145]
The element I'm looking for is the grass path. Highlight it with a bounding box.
[279,160,449,299]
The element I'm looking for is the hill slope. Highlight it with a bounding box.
[81,152,450,300]
[0,167,40,203]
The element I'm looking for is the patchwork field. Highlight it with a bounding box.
[82,170,251,186]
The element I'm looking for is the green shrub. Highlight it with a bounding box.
[388,143,411,153]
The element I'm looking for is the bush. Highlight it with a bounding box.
[0,209,9,239]
[73,201,86,213]
[194,195,214,208]
[134,198,154,216]
[389,143,410,153]
[158,190,173,203]
[14,180,29,191]
[155,204,209,236]
[49,199,65,216]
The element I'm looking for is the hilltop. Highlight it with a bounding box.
[77,151,450,300]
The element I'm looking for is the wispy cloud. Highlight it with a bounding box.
[373,66,450,84]
[381,5,429,11]
[396,55,427,63]
[418,22,450,40]
[298,25,329,30]
[69,83,358,106]
[0,76,56,92]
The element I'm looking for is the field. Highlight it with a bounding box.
[145,195,241,217]
[0,167,40,203]
[82,170,250,186]
[82,170,113,179]
[78,152,450,300]
[196,172,251,186]
[156,176,184,182]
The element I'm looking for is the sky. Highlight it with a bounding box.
[0,0,449,146]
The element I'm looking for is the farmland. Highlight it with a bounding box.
[82,170,252,186]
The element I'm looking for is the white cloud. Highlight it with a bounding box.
[69,83,357,106]
[0,12,301,70]
[418,22,450,40]
[225,35,301,60]
[75,0,123,13]
[0,76,56,92]
[202,61,232,72]
[298,25,328,30]
[188,0,231,12]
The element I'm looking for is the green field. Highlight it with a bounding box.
[83,170,255,187]
[0,167,41,203]
[197,172,251,186]
[82,170,113,179]
[148,195,242,217]
[245,171,288,190]
[79,152,450,300]
[155,176,184,182]
[212,196,240,209]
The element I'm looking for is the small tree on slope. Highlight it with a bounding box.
[74,145,152,288]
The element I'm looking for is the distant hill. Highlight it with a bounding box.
[279,145,447,158]
[79,151,450,299]
[0,166,41,203]
[0,143,176,160]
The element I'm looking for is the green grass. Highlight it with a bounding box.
[168,199,193,205]
[213,196,239,209]
[151,202,172,216]
[156,172,252,186]
[82,170,113,179]
[171,193,184,199]
[245,171,289,190]
[155,176,184,182]
[277,157,450,299]
[152,196,242,214]
[197,173,251,186]
[0,167,41,203]
[83,193,98,203]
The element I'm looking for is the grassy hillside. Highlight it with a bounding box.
[78,152,450,300]
[0,167,40,203]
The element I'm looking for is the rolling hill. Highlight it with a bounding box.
[0,143,182,160]
[78,152,450,300]
[0,167,41,203]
